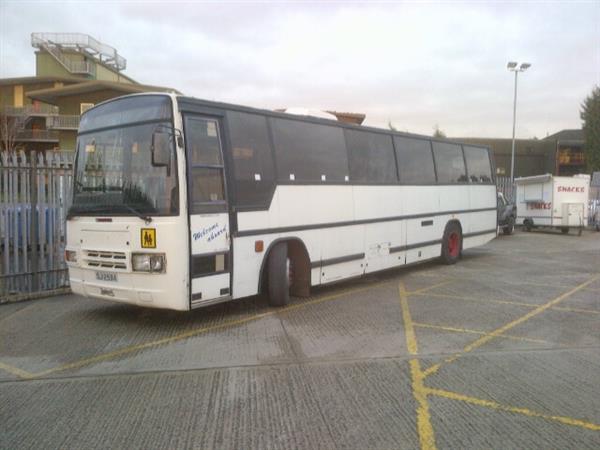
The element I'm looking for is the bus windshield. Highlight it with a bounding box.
[70,95,178,216]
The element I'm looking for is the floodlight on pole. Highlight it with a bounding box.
[507,61,532,186]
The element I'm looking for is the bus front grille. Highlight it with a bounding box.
[83,250,128,270]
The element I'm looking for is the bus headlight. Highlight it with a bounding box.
[132,253,166,273]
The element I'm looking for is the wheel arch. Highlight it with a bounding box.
[445,218,463,234]
[258,237,311,296]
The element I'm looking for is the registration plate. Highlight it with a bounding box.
[95,271,118,282]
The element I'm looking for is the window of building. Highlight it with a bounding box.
[227,111,276,208]
[393,136,436,184]
[270,118,349,182]
[432,142,468,183]
[463,145,493,183]
[345,129,397,183]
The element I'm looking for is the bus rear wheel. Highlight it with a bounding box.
[441,222,462,265]
[267,242,291,307]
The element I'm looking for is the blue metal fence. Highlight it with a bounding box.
[1,151,73,302]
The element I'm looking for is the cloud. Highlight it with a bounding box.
[1,1,598,138]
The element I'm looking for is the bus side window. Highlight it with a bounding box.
[270,118,349,183]
[432,142,467,184]
[226,111,275,208]
[346,129,397,183]
[393,136,436,184]
[463,145,493,184]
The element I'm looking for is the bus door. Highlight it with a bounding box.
[183,114,231,307]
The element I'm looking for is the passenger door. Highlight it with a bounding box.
[184,115,231,307]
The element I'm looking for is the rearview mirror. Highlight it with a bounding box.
[151,131,171,175]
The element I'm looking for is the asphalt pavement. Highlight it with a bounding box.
[1,229,599,449]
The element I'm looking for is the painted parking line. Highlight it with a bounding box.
[0,362,36,379]
[412,292,600,316]
[0,277,451,380]
[398,281,437,450]
[422,273,600,378]
[413,322,554,345]
[426,387,600,431]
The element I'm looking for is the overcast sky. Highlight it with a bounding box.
[1,0,599,138]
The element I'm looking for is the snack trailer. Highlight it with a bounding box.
[515,174,590,235]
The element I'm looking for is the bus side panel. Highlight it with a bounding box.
[464,184,497,250]
[353,186,406,272]
[404,186,442,265]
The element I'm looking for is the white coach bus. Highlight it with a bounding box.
[66,93,497,311]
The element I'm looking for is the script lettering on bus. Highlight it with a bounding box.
[193,223,228,242]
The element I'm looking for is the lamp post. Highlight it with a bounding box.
[507,61,531,183]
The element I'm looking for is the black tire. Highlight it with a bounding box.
[503,217,515,235]
[441,222,462,265]
[578,227,583,236]
[267,242,290,307]
[561,227,569,234]
[524,219,533,232]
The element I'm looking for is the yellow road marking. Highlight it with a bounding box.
[413,291,600,316]
[0,362,36,379]
[399,282,437,450]
[418,271,573,290]
[552,305,600,315]
[426,387,600,431]
[422,273,600,378]
[3,275,455,380]
[30,280,393,378]
[413,322,552,345]
[407,280,452,296]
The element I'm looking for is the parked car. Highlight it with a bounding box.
[497,192,516,235]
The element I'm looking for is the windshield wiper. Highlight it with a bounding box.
[121,204,153,224]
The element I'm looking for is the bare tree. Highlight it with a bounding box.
[0,109,26,153]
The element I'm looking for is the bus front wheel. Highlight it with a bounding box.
[267,242,291,307]
[441,222,462,265]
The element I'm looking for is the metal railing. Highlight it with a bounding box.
[3,104,60,116]
[39,42,97,76]
[31,32,126,71]
[46,115,80,130]
[1,151,74,301]
[16,129,60,142]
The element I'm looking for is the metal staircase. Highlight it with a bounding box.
[31,33,127,76]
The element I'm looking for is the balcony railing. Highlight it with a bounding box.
[3,104,59,116]
[46,115,80,130]
[31,32,126,71]
[16,129,60,142]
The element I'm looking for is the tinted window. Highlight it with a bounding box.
[393,136,436,184]
[345,129,397,183]
[432,142,468,183]
[79,95,171,132]
[227,111,275,207]
[464,145,493,183]
[186,118,222,166]
[185,116,226,212]
[271,118,349,182]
